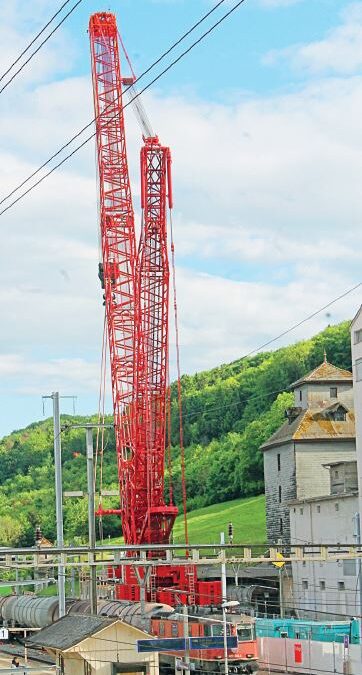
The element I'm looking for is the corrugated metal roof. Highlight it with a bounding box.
[28,615,117,651]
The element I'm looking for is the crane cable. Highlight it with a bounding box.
[169,209,189,547]
[95,312,107,543]
[166,377,174,506]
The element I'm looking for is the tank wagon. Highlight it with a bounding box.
[0,596,95,629]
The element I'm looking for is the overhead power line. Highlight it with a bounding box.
[0,0,246,217]
[0,0,76,84]
[0,0,229,209]
[179,281,361,422]
[240,282,362,361]
[0,0,85,95]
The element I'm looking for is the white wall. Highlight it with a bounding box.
[351,308,362,521]
[257,636,361,674]
[295,442,356,501]
[294,382,353,410]
[290,494,359,619]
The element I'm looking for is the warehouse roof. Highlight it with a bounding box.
[28,615,117,651]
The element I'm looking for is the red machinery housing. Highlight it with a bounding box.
[89,12,221,606]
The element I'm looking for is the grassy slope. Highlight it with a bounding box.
[172,495,266,545]
[107,495,266,546]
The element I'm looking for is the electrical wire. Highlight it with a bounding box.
[0,0,229,209]
[0,0,85,95]
[0,0,247,217]
[240,282,362,361]
[0,0,76,84]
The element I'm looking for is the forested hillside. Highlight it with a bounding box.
[0,321,351,546]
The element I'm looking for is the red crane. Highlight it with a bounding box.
[89,11,221,606]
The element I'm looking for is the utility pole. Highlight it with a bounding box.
[42,392,76,618]
[353,512,362,652]
[86,428,97,615]
[220,532,228,675]
[62,423,113,612]
[50,392,65,617]
[279,567,284,619]
[183,605,190,671]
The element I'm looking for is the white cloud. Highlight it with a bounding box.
[0,354,99,395]
[264,2,362,74]
[0,1,361,435]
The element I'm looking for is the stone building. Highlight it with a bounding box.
[261,357,355,547]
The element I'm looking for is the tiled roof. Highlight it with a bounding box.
[261,408,355,451]
[28,615,117,651]
[290,361,352,388]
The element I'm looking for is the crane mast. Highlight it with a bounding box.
[136,138,178,545]
[89,12,138,544]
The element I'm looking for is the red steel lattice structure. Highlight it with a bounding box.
[89,11,221,606]
[136,138,178,545]
[89,12,177,546]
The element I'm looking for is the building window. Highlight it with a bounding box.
[277,453,281,471]
[302,561,306,567]
[354,329,362,344]
[317,505,321,513]
[356,359,362,382]
[320,580,326,590]
[330,386,337,398]
[279,518,283,535]
[338,581,345,591]
[335,503,339,511]
[302,580,308,590]
[300,508,304,515]
[279,486,282,503]
[299,390,302,401]
[343,560,356,576]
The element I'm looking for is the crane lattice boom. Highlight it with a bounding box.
[89,13,177,546]
[89,11,221,606]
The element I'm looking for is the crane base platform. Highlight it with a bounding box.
[111,564,222,606]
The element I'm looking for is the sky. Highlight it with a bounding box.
[0,0,361,437]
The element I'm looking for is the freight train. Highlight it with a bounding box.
[0,596,257,673]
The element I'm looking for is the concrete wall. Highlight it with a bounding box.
[290,494,359,619]
[264,441,356,547]
[330,461,358,495]
[295,441,356,500]
[264,443,296,546]
[294,382,353,410]
[257,636,361,674]
[351,309,362,521]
